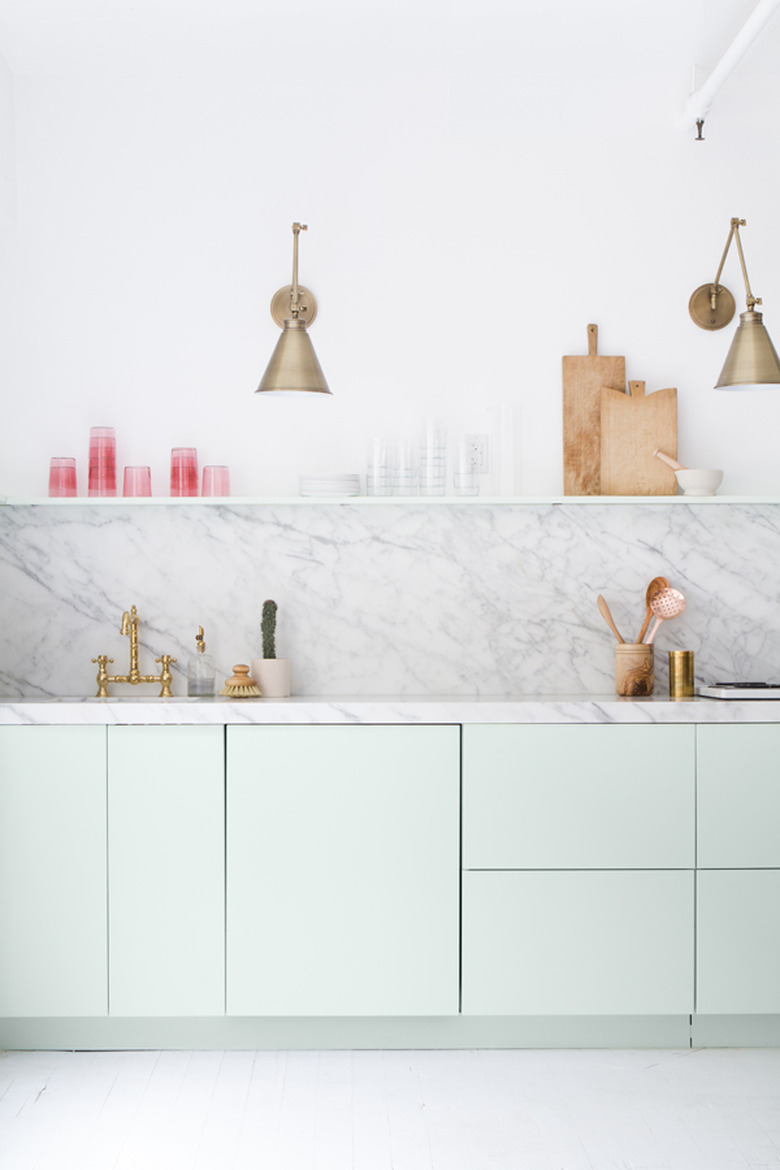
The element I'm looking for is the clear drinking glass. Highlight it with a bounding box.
[366,436,394,497]
[48,457,78,497]
[419,418,447,496]
[170,447,199,496]
[452,439,479,496]
[122,466,152,497]
[392,438,418,496]
[88,427,117,497]
[201,465,231,496]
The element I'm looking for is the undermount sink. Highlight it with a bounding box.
[44,695,202,703]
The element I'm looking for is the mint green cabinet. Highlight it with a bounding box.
[5,715,779,1031]
[0,725,107,1017]
[461,724,696,1016]
[696,725,780,1013]
[107,726,225,1016]
[226,725,460,1016]
[697,870,780,1013]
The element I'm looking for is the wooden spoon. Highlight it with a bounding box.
[597,594,625,643]
[637,575,670,643]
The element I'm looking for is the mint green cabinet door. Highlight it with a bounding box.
[463,724,695,870]
[463,870,694,1015]
[227,725,460,1016]
[697,870,780,1013]
[108,726,225,1016]
[697,725,780,867]
[0,726,107,1017]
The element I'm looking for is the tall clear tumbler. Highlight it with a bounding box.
[366,437,394,497]
[419,418,447,496]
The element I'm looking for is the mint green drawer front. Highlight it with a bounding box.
[463,869,694,1015]
[463,724,695,870]
[697,725,780,868]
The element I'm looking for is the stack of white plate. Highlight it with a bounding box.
[299,474,361,497]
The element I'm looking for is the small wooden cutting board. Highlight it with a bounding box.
[562,324,626,495]
[600,381,678,495]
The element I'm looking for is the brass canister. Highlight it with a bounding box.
[668,650,695,698]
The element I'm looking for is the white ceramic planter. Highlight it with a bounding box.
[250,658,291,698]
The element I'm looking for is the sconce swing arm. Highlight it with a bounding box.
[689,217,761,331]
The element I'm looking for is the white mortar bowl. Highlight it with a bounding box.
[674,469,724,496]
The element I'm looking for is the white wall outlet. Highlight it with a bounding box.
[466,434,490,473]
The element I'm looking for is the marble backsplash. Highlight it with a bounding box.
[1,501,779,699]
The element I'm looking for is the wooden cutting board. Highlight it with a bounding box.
[562,324,626,495]
[600,381,678,495]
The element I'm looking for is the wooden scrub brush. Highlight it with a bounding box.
[220,664,261,697]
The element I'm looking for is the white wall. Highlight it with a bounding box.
[1,0,780,497]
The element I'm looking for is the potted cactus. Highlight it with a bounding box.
[261,599,278,659]
[250,599,291,697]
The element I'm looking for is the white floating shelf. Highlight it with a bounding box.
[0,495,777,507]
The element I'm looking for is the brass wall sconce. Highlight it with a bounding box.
[256,222,332,396]
[689,216,780,389]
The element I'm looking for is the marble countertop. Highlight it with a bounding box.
[1,694,780,725]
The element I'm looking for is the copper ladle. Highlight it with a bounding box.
[645,586,686,645]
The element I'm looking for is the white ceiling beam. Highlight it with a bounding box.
[684,0,780,130]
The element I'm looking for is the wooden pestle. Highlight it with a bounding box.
[653,448,686,472]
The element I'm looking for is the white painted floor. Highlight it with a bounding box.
[0,1047,779,1169]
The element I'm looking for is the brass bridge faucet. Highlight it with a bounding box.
[92,605,177,698]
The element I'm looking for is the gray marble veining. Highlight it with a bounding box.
[1,501,779,699]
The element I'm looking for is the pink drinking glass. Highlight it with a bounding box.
[170,447,199,496]
[88,426,117,497]
[48,457,78,497]
[201,465,231,496]
[123,466,152,497]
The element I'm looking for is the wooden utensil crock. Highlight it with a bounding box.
[615,643,654,697]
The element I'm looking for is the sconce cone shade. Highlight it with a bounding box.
[715,309,780,389]
[256,317,332,395]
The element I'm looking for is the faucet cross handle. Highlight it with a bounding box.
[91,654,115,698]
[155,654,178,698]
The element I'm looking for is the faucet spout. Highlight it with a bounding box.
[121,605,141,680]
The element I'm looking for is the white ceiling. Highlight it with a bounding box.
[0,0,777,111]
[0,0,730,76]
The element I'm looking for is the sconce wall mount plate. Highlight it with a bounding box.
[270,284,318,329]
[688,282,736,331]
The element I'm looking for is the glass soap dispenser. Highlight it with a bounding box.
[187,626,215,696]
